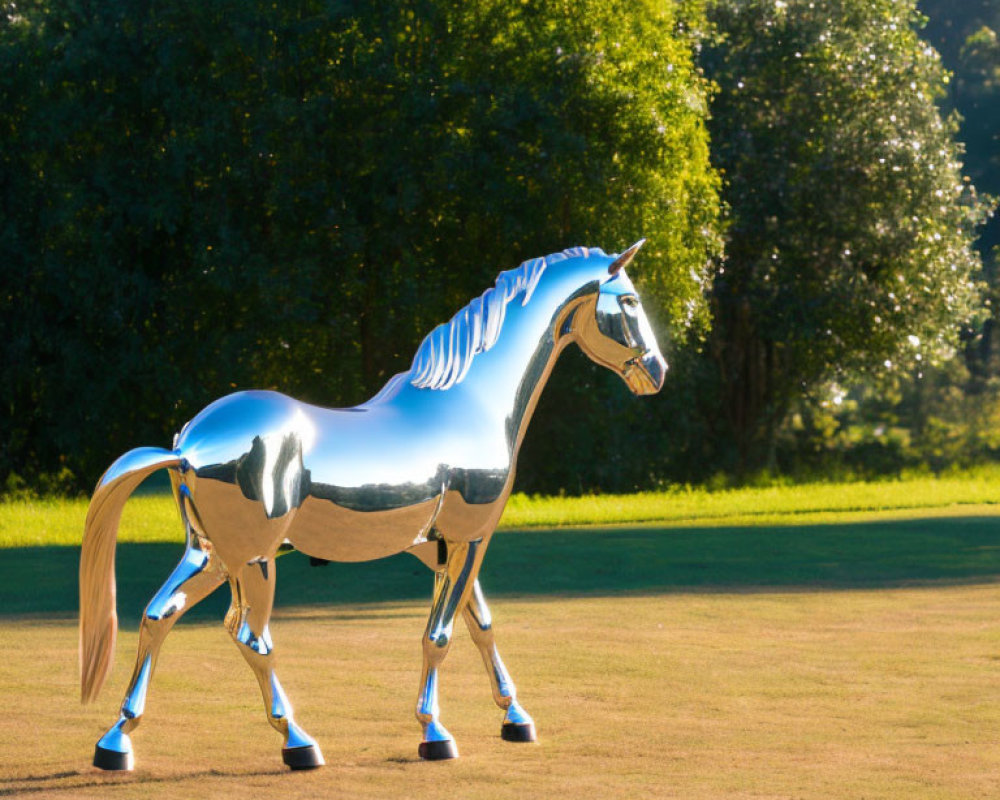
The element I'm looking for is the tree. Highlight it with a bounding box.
[918,1,1000,395]
[696,0,989,474]
[0,0,719,493]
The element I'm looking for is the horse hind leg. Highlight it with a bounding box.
[225,557,324,770]
[93,528,226,770]
[462,579,537,743]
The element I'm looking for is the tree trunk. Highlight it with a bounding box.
[710,290,785,479]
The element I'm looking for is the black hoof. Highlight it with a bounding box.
[501,721,537,743]
[418,739,459,760]
[93,745,133,771]
[282,745,324,770]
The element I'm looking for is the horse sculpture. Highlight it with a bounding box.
[80,241,666,771]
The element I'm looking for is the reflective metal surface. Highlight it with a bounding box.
[79,242,666,769]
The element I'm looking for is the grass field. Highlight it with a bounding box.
[3,477,1000,798]
[7,467,1000,548]
[5,585,1000,799]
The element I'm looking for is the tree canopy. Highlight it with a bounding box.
[2,0,993,495]
[0,0,719,492]
[694,0,989,474]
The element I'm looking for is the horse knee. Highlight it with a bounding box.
[145,586,188,622]
[424,629,451,654]
[232,620,274,655]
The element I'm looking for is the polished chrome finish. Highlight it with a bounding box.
[88,522,227,770]
[79,243,666,769]
[464,580,537,743]
[415,538,484,758]
[608,238,645,274]
[224,555,325,768]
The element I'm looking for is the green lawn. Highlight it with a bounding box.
[504,468,1000,528]
[4,471,1000,620]
[5,468,1000,548]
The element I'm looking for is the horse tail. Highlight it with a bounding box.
[80,447,182,703]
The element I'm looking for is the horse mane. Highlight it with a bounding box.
[410,246,603,390]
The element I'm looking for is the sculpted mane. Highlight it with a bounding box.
[410,246,603,390]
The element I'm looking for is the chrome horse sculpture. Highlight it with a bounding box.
[80,241,666,771]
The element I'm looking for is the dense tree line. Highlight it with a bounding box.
[532,0,991,487]
[694,0,988,475]
[1,0,719,493]
[0,0,992,495]
[758,0,1000,481]
[921,0,1000,261]
[919,0,1000,392]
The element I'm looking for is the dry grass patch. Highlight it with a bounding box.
[2,585,1000,799]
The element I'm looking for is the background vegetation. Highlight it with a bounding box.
[1,0,998,495]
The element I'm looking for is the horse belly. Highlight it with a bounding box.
[434,487,506,541]
[287,494,440,562]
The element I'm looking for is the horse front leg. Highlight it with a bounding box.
[415,538,484,760]
[462,579,537,743]
[94,529,226,771]
[225,557,324,770]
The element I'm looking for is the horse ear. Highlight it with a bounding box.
[608,239,646,275]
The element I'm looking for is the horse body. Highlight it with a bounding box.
[172,385,503,565]
[79,242,665,770]
[171,253,590,566]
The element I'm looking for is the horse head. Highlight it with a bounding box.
[571,240,667,395]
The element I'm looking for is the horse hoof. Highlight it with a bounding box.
[501,721,537,742]
[93,745,134,771]
[282,744,325,770]
[418,739,459,760]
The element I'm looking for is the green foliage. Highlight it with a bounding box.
[0,0,719,492]
[811,362,1000,477]
[695,0,990,474]
[918,1,1000,403]
[782,1,1000,488]
[919,0,1000,225]
[5,0,992,494]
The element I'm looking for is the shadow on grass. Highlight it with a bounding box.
[0,766,289,797]
[3,515,1000,621]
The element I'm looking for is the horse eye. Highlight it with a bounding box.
[621,295,639,309]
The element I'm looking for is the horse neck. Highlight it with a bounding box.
[504,320,575,462]
[457,273,595,460]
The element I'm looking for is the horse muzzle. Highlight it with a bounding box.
[623,350,667,395]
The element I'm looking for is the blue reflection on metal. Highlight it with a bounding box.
[80,242,666,771]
